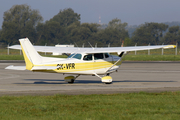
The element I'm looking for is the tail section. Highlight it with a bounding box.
[19,38,42,70]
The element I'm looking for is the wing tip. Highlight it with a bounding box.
[163,45,176,49]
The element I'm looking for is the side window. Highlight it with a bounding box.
[83,54,92,61]
[94,53,104,60]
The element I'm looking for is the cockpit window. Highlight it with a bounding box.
[94,53,104,60]
[68,53,75,58]
[68,53,82,60]
[104,53,109,58]
[83,54,92,61]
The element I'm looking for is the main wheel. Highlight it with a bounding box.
[64,76,75,84]
[68,79,75,84]
[105,82,112,84]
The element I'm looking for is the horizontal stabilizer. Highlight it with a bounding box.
[5,65,26,70]
[5,65,58,71]
[31,66,58,70]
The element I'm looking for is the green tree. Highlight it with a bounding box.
[1,4,43,45]
[0,29,3,46]
[97,18,129,47]
[36,21,67,45]
[124,37,133,46]
[36,8,81,45]
[67,18,128,47]
[36,22,46,44]
[132,22,168,45]
[169,26,179,34]
[162,26,180,44]
[49,8,80,27]
[108,18,128,30]
[67,22,100,46]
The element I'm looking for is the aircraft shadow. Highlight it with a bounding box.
[13,79,176,84]
[15,79,102,84]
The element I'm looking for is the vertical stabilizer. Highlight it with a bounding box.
[19,38,42,70]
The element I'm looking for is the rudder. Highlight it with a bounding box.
[19,38,42,70]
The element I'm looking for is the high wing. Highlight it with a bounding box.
[9,43,176,55]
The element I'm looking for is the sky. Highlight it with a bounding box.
[0,0,180,28]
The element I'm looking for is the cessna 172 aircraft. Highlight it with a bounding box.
[6,38,176,84]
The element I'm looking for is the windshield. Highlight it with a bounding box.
[67,53,82,60]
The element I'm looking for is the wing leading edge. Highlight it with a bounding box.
[8,42,176,55]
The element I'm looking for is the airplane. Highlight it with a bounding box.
[5,38,176,84]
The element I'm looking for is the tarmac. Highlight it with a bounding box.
[1,61,180,96]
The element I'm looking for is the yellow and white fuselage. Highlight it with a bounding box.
[14,38,122,83]
[31,56,121,75]
[6,38,176,84]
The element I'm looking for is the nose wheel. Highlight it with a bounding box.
[101,76,112,84]
[94,73,113,84]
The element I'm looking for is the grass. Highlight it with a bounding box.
[0,92,180,119]
[0,55,24,60]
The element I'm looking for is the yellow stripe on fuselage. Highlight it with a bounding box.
[33,60,122,73]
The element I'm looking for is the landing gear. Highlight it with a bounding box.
[67,79,75,84]
[64,75,80,84]
[94,73,113,84]
[105,82,112,84]
[101,76,112,84]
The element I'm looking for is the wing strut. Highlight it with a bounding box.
[119,52,124,57]
[105,52,128,74]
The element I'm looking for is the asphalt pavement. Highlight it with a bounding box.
[0,62,180,95]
